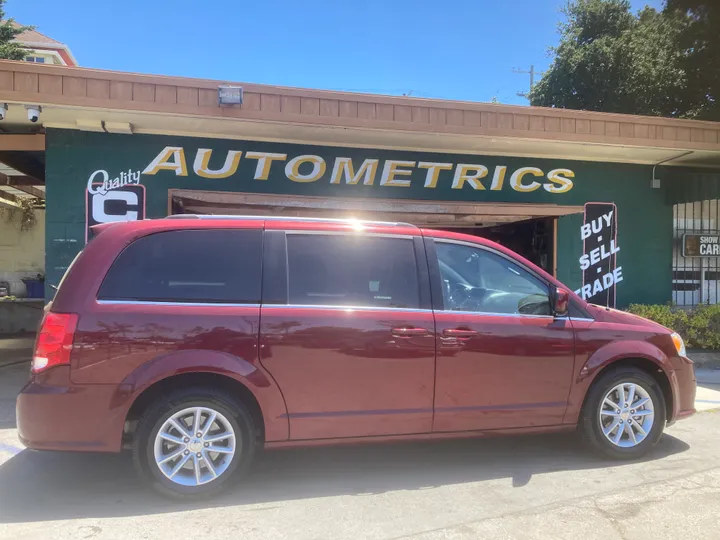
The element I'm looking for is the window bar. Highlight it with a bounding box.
[675,203,680,306]
[675,202,680,306]
[687,202,691,306]
[673,203,676,306]
[711,199,720,304]
[691,202,702,305]
[682,202,687,306]
[692,202,702,306]
[701,200,705,305]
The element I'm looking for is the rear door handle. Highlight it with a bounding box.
[391,327,429,337]
[442,328,478,338]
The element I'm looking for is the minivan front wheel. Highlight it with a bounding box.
[132,388,256,498]
[581,367,666,459]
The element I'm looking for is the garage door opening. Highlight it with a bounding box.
[442,218,555,273]
[170,190,581,277]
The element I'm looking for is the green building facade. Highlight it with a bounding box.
[46,128,681,307]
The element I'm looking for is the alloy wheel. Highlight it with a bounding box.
[598,382,655,448]
[153,406,237,486]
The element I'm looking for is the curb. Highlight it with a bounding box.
[688,351,720,370]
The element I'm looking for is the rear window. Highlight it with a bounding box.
[286,234,419,308]
[98,229,262,304]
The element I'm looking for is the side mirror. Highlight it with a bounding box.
[552,287,569,317]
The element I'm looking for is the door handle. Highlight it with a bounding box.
[391,327,429,337]
[442,328,477,338]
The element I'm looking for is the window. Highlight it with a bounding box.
[436,242,551,316]
[98,229,262,304]
[25,56,46,63]
[286,234,419,308]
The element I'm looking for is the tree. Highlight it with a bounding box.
[529,0,692,119]
[0,0,32,61]
[665,1,720,120]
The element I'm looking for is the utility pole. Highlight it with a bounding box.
[513,65,542,100]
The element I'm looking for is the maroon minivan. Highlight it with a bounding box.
[17,216,696,498]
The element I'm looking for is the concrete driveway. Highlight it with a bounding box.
[0,354,719,540]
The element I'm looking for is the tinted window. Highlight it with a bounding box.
[436,242,551,316]
[98,229,262,303]
[286,234,419,308]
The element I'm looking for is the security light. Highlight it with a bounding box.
[218,85,243,106]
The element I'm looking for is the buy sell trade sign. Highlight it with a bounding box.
[575,203,622,308]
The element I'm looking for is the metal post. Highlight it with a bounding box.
[700,201,705,304]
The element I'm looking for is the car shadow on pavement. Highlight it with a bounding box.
[0,432,689,523]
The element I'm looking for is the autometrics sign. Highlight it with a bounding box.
[82,143,580,240]
[138,146,577,194]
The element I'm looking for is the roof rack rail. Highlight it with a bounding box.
[164,214,416,227]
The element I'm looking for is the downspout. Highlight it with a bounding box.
[652,151,694,188]
[651,151,696,303]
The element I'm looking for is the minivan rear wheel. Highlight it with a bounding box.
[132,387,256,499]
[580,366,666,460]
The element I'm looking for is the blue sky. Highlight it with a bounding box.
[10,0,663,106]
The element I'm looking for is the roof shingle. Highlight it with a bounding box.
[11,22,66,48]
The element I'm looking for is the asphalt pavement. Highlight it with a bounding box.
[0,340,719,540]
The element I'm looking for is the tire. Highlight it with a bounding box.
[131,387,257,499]
[580,366,666,460]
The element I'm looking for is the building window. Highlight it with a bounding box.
[673,199,720,306]
[25,56,46,63]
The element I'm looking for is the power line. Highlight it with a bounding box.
[513,65,544,100]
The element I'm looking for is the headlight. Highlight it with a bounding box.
[671,332,687,357]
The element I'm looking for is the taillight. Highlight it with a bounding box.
[32,312,79,373]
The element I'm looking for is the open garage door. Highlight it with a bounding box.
[170,190,584,276]
[170,190,583,229]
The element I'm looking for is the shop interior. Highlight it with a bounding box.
[442,219,554,273]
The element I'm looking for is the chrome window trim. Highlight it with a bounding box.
[438,311,595,321]
[96,300,261,308]
[438,309,554,319]
[284,230,415,240]
[95,300,594,320]
[166,214,415,227]
[266,304,433,313]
